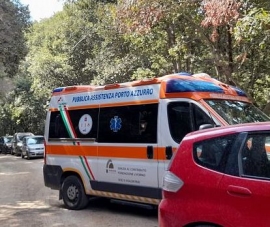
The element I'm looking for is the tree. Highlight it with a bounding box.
[233,5,270,106]
[0,0,31,78]
[201,0,241,84]
[9,0,270,138]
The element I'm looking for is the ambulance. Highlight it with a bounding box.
[43,72,270,210]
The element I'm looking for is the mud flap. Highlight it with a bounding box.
[59,188,63,200]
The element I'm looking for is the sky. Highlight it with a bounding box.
[20,0,64,21]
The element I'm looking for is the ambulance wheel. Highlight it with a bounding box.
[62,175,89,210]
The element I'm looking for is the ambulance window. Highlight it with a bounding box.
[68,108,99,138]
[167,102,193,143]
[49,112,69,138]
[98,104,158,143]
[193,105,213,130]
[49,109,99,139]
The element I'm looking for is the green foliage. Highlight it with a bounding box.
[0,0,30,78]
[1,0,270,136]
[233,6,270,106]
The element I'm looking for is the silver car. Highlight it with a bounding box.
[12,132,34,155]
[21,135,44,159]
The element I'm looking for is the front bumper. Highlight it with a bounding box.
[28,152,44,157]
[4,146,12,153]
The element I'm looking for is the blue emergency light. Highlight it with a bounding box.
[166,79,224,93]
[52,87,64,93]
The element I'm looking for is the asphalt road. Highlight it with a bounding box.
[0,154,158,227]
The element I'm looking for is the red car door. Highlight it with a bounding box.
[218,133,270,227]
[219,175,270,227]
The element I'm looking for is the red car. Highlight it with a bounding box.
[159,122,270,227]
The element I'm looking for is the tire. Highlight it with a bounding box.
[16,148,21,156]
[14,148,18,156]
[62,175,89,210]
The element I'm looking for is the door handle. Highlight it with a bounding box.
[165,146,173,160]
[227,185,252,197]
[147,146,153,159]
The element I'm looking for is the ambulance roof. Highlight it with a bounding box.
[51,72,247,98]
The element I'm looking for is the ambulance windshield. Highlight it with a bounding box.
[204,100,270,125]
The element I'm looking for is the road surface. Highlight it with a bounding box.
[0,154,158,227]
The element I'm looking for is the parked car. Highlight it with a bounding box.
[159,122,270,227]
[11,132,34,156]
[21,135,44,159]
[0,136,13,154]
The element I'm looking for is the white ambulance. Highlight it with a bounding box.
[43,72,270,210]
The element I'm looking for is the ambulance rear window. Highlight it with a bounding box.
[48,108,99,139]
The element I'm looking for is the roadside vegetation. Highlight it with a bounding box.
[0,0,270,135]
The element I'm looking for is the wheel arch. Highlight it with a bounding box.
[185,222,223,227]
[60,168,88,194]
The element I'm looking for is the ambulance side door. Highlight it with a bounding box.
[94,103,160,200]
[158,99,184,188]
[158,99,215,188]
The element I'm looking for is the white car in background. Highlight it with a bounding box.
[21,135,44,160]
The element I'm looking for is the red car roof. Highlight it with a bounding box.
[184,121,270,141]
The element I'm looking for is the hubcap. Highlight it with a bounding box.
[67,185,78,201]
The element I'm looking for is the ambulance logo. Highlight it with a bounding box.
[110,116,122,132]
[106,159,116,173]
[57,96,67,105]
[57,97,63,103]
[79,114,93,135]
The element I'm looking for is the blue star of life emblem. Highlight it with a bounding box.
[110,116,122,132]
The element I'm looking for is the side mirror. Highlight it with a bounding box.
[199,124,215,130]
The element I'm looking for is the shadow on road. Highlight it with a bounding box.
[56,197,158,218]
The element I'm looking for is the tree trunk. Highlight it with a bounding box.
[166,24,180,72]
[226,25,236,86]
